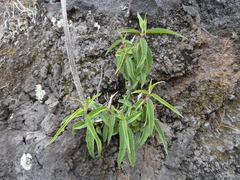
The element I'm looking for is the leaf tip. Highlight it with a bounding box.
[45,141,51,147]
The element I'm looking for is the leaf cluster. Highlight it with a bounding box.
[106,13,186,90]
[46,13,185,167]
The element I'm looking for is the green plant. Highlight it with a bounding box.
[46,13,185,167]
[106,13,185,90]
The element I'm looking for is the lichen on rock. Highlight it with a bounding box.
[35,84,46,103]
[20,153,32,171]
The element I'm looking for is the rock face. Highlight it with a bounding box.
[0,0,239,179]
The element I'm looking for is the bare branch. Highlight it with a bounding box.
[201,27,219,39]
[108,92,118,109]
[96,64,104,103]
[61,0,86,102]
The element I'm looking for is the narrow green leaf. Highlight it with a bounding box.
[85,115,102,157]
[72,121,86,134]
[96,126,102,136]
[143,15,147,34]
[76,99,86,109]
[61,115,71,125]
[127,128,136,167]
[118,124,127,167]
[141,106,147,127]
[148,79,153,91]
[118,99,132,106]
[121,60,130,80]
[139,71,147,88]
[126,111,142,123]
[90,101,100,109]
[130,81,139,91]
[61,109,84,125]
[137,12,144,29]
[133,43,142,63]
[75,109,84,117]
[149,81,165,93]
[151,127,156,137]
[107,114,116,144]
[46,109,84,146]
[125,57,138,81]
[135,131,141,146]
[106,40,122,55]
[146,28,187,39]
[135,62,144,75]
[86,129,95,158]
[103,125,108,142]
[99,112,110,127]
[138,38,148,68]
[114,108,125,120]
[131,120,140,127]
[126,105,132,117]
[134,99,144,110]
[141,38,148,52]
[146,99,155,136]
[116,49,125,54]
[116,52,126,73]
[151,93,183,118]
[85,97,91,109]
[137,125,150,147]
[121,119,130,153]
[155,120,168,155]
[132,90,148,94]
[132,126,141,131]
[125,40,133,45]
[125,47,134,55]
[145,47,153,74]
[88,106,107,119]
[89,93,102,105]
[113,126,119,135]
[120,29,141,34]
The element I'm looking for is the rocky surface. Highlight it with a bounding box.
[0,0,239,179]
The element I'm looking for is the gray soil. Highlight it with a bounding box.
[0,0,239,179]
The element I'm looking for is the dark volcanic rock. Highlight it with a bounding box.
[0,0,239,179]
